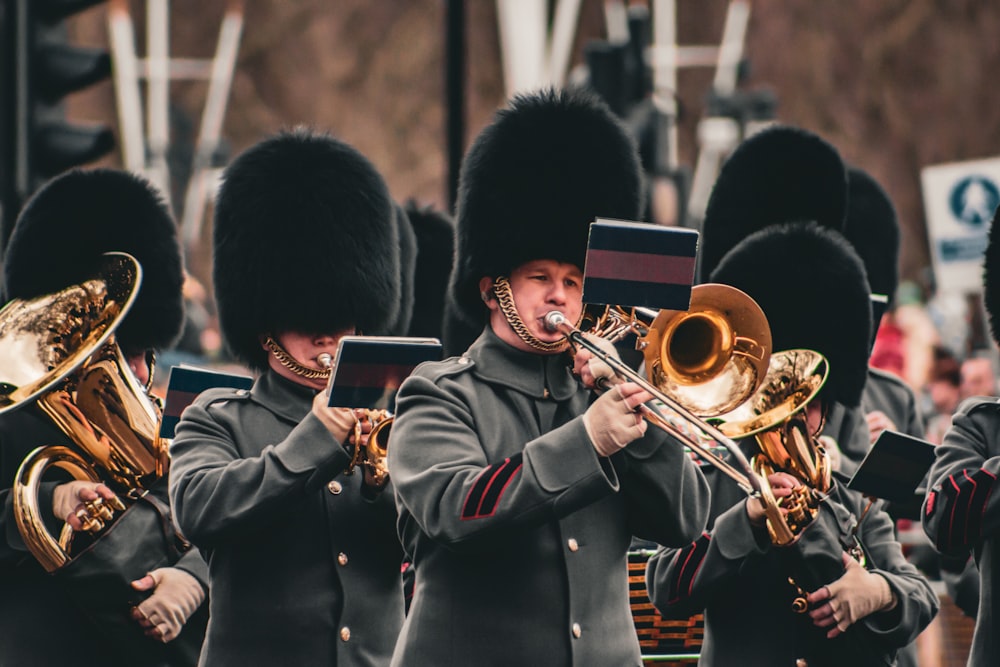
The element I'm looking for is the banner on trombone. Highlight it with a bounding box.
[583,219,699,311]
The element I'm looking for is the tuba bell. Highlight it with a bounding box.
[717,349,832,547]
[0,253,166,572]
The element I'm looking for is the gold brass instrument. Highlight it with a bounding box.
[546,284,829,547]
[0,253,167,572]
[717,349,831,546]
[317,352,392,490]
[582,285,772,416]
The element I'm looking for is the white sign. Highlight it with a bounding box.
[921,157,1000,293]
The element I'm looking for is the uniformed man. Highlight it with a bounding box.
[843,165,935,667]
[400,199,455,341]
[922,204,1000,667]
[168,129,405,666]
[0,168,208,666]
[387,87,711,666]
[647,222,938,667]
[843,166,925,446]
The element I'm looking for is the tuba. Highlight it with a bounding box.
[0,253,167,572]
[717,349,832,547]
[317,352,392,492]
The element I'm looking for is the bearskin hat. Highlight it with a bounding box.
[699,125,848,283]
[843,166,900,304]
[983,206,1000,347]
[709,222,872,407]
[449,87,642,328]
[213,128,398,371]
[403,199,456,340]
[3,168,184,355]
[385,202,417,336]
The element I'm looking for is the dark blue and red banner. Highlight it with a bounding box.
[582,218,699,311]
[327,336,442,411]
[160,365,254,438]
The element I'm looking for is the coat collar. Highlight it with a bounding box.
[464,327,580,401]
[249,370,317,423]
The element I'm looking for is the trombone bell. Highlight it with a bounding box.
[640,283,772,417]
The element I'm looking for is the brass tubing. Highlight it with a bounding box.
[544,310,761,497]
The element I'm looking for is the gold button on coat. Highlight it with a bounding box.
[338,552,348,566]
[571,622,582,638]
[567,538,579,552]
[327,480,343,495]
[340,627,351,641]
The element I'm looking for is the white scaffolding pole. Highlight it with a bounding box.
[181,2,243,246]
[106,0,243,250]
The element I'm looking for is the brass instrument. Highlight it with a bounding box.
[718,349,832,546]
[583,285,772,416]
[546,284,828,547]
[317,352,392,491]
[0,253,167,572]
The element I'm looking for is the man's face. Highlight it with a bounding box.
[265,327,355,391]
[960,357,996,398]
[484,260,584,353]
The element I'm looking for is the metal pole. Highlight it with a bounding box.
[445,0,465,211]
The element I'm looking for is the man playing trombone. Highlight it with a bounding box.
[387,88,711,666]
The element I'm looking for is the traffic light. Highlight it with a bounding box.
[2,0,114,243]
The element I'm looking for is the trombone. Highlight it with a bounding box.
[545,285,821,546]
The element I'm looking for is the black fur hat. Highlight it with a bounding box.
[3,168,184,355]
[385,202,417,336]
[843,166,900,304]
[403,199,456,340]
[983,206,1000,347]
[710,222,872,407]
[699,125,848,283]
[449,87,642,329]
[213,128,398,371]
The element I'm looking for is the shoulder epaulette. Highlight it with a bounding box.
[867,366,911,391]
[413,355,476,381]
[194,386,253,408]
[958,395,1000,417]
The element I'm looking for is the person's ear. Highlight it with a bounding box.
[478,276,497,310]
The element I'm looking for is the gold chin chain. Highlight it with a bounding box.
[263,336,331,381]
[493,276,571,353]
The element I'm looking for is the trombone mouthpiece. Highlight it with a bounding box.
[543,311,567,332]
[317,353,333,368]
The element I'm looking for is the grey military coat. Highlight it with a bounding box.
[170,371,405,667]
[922,397,1000,666]
[0,406,209,667]
[387,328,711,667]
[646,432,938,666]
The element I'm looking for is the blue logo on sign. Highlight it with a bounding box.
[949,175,1000,227]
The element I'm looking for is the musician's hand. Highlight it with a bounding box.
[130,567,205,643]
[350,412,374,449]
[52,481,121,532]
[311,392,359,445]
[746,472,800,526]
[806,552,897,638]
[817,435,843,472]
[865,410,896,445]
[583,382,653,456]
[572,334,619,390]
